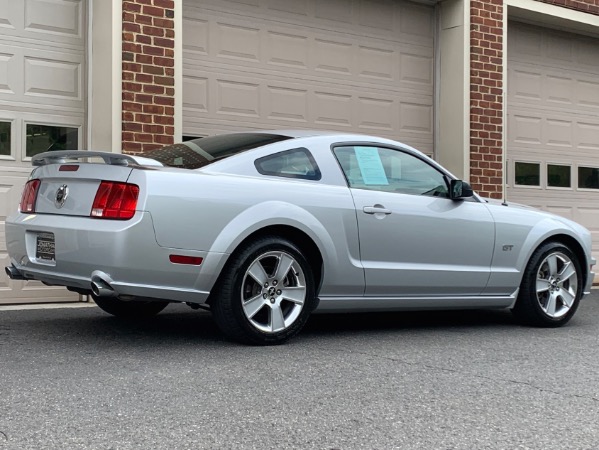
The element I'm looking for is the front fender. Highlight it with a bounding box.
[485,207,592,295]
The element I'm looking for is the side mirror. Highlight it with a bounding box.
[449,179,474,200]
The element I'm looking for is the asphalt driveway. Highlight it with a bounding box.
[1,291,598,449]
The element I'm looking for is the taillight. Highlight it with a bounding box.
[91,181,139,220]
[19,179,41,213]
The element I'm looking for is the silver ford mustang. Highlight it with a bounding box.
[5,131,596,344]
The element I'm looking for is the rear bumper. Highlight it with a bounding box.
[5,211,228,303]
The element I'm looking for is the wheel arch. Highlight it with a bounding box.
[202,201,337,304]
[231,225,324,294]
[534,234,589,288]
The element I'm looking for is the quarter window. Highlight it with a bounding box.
[26,124,79,157]
[578,167,599,189]
[547,164,571,188]
[334,146,449,198]
[515,162,540,186]
[0,121,10,156]
[255,147,321,180]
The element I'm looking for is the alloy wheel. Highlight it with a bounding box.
[241,251,307,333]
[535,251,578,319]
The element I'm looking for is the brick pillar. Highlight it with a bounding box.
[469,0,504,199]
[122,0,175,154]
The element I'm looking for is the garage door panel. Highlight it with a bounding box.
[192,0,434,46]
[508,107,599,161]
[183,0,434,153]
[183,65,433,149]
[0,0,84,46]
[183,9,433,94]
[510,64,599,116]
[509,23,597,69]
[0,44,84,110]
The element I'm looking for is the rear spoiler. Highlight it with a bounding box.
[32,150,163,167]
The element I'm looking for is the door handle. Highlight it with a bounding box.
[363,205,392,215]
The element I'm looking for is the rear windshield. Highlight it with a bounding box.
[141,133,292,169]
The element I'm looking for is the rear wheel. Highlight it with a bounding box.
[92,295,169,318]
[212,236,316,345]
[513,242,582,327]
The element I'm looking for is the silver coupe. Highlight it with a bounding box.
[5,131,596,344]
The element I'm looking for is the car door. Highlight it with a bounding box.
[333,145,495,297]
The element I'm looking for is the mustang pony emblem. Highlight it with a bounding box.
[55,184,69,209]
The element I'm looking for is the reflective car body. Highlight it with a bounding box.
[5,131,596,343]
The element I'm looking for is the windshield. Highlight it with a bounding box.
[141,133,292,169]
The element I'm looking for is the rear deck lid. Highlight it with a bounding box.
[28,151,158,217]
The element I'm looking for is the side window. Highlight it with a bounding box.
[255,147,321,180]
[333,145,449,198]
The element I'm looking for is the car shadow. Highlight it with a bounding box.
[15,304,521,350]
[302,308,518,336]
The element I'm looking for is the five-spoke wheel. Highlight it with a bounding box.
[211,236,316,345]
[241,251,307,333]
[514,242,582,327]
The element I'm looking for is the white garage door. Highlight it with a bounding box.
[182,0,435,154]
[507,22,599,269]
[0,0,86,304]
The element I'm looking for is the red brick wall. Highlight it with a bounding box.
[470,0,504,200]
[122,0,175,154]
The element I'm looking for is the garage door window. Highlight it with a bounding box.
[0,121,10,156]
[26,124,79,157]
[578,167,599,190]
[515,162,540,186]
[547,164,571,188]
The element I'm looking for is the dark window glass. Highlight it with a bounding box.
[515,162,540,186]
[26,124,78,157]
[547,164,571,188]
[182,135,202,141]
[0,121,10,156]
[333,146,448,197]
[578,167,599,189]
[255,147,321,180]
[142,133,291,169]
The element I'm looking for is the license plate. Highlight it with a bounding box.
[36,232,55,261]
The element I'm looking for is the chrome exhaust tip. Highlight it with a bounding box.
[90,270,118,298]
[5,265,24,280]
[91,279,117,298]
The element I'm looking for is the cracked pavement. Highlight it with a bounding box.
[1,291,598,449]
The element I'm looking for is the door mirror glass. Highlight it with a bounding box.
[450,179,473,199]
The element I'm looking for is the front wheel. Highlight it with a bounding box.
[513,242,583,327]
[211,236,317,345]
[92,295,169,319]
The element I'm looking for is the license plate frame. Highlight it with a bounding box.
[36,232,55,262]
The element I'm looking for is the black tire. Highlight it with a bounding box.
[513,242,583,327]
[92,295,169,319]
[211,236,317,345]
